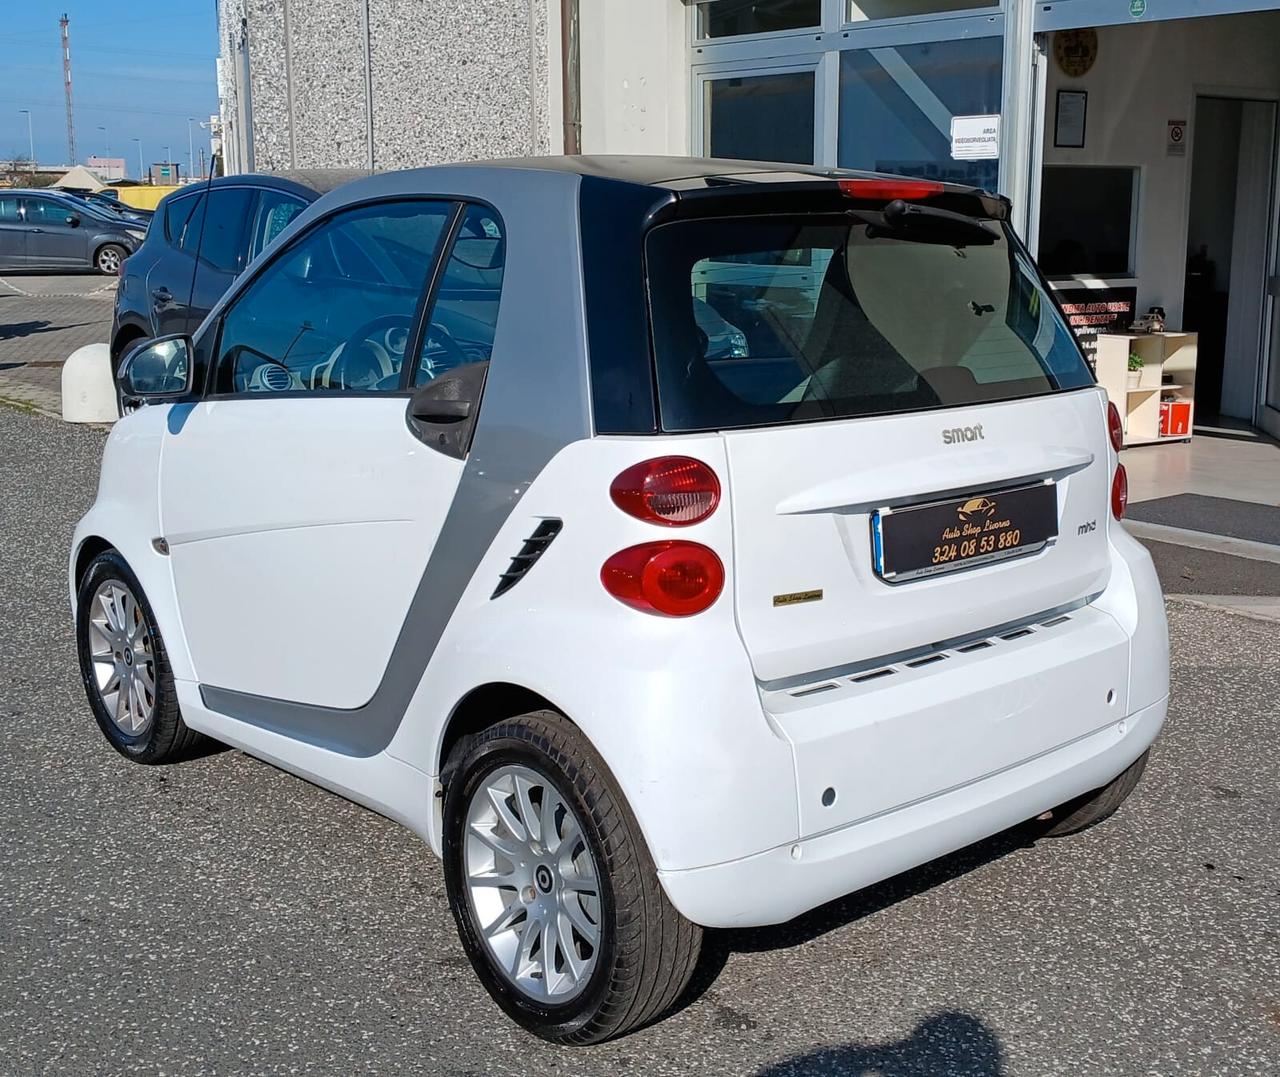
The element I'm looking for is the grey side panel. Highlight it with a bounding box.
[199,169,593,756]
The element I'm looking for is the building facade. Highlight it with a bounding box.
[218,0,1280,438]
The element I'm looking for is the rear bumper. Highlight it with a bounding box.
[659,693,1165,928]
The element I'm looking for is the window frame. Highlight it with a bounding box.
[201,195,503,403]
[693,55,826,167]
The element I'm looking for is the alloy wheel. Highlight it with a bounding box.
[463,763,603,1003]
[97,247,121,274]
[87,579,157,736]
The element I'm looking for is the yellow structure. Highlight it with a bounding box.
[114,185,183,211]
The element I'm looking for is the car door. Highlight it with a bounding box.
[186,185,254,329]
[157,198,501,710]
[0,195,24,267]
[148,190,205,338]
[21,196,89,267]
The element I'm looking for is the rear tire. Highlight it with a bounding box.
[1038,749,1150,838]
[442,710,702,1044]
[75,550,204,764]
[95,243,125,275]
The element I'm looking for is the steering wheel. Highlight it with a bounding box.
[418,321,470,380]
[329,314,415,390]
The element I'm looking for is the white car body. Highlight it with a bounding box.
[71,159,1168,939]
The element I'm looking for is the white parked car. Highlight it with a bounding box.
[70,158,1169,1044]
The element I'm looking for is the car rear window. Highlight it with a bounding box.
[645,214,1092,432]
[164,193,202,247]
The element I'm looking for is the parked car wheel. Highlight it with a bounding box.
[75,550,204,763]
[95,243,126,275]
[1037,750,1151,838]
[442,710,702,1044]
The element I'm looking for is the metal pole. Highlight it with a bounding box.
[132,137,143,182]
[97,124,109,155]
[19,110,34,170]
[560,0,581,154]
[60,13,76,163]
[187,118,195,181]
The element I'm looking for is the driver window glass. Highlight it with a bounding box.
[413,204,505,386]
[22,198,65,224]
[213,200,453,395]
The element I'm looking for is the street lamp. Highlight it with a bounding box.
[187,117,196,182]
[17,109,34,171]
[97,124,110,156]
[131,137,143,182]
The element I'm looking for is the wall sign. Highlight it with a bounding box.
[1130,0,1147,17]
[950,114,999,160]
[1166,119,1187,156]
[1053,29,1098,78]
[1054,284,1138,365]
[1055,90,1088,149]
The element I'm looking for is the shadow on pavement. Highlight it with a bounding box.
[675,824,1035,1010]
[755,1012,1004,1076]
[0,319,96,341]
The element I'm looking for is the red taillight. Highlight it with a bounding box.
[1111,463,1128,520]
[610,457,720,526]
[1106,401,1124,453]
[601,541,724,616]
[838,178,945,201]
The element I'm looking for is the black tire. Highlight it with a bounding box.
[442,710,702,1044]
[1037,749,1150,838]
[95,243,126,275]
[75,549,205,764]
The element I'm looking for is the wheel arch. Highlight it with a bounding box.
[73,534,116,593]
[437,681,568,779]
[110,321,148,364]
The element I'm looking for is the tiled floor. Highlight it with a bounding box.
[1121,427,1280,507]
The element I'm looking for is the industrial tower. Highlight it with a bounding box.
[60,13,75,164]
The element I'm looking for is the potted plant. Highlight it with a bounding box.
[1127,353,1143,389]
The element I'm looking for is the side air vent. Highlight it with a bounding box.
[492,519,563,599]
[261,364,293,392]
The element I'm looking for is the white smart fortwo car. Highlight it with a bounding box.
[71,158,1169,1044]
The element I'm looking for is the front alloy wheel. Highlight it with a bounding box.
[87,578,157,736]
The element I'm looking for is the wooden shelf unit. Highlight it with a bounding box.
[1094,331,1197,446]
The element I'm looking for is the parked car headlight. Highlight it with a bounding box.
[125,228,147,241]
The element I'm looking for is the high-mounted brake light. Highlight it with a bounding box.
[610,457,721,526]
[838,178,945,201]
[1106,401,1124,453]
[601,541,724,617]
[1111,463,1128,521]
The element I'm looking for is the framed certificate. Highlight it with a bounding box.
[1055,90,1087,149]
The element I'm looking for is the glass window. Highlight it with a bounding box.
[0,196,20,222]
[213,200,454,395]
[838,36,1003,192]
[163,193,202,248]
[1038,166,1138,278]
[248,190,307,261]
[197,187,254,274]
[697,0,820,39]
[178,194,206,254]
[414,204,505,385]
[646,214,1091,432]
[706,70,816,165]
[22,198,70,224]
[848,0,998,20]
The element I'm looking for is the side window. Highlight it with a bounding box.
[247,190,307,262]
[163,193,201,248]
[22,198,63,224]
[178,193,207,254]
[0,196,19,222]
[213,199,454,395]
[196,187,254,274]
[414,204,505,385]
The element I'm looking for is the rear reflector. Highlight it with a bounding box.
[610,457,721,526]
[601,541,724,616]
[838,178,945,201]
[1111,463,1128,521]
[1106,401,1124,453]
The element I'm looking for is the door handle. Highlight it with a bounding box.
[151,287,173,303]
[29,227,43,233]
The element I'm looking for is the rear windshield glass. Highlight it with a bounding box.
[645,214,1092,432]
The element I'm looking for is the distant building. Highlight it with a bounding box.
[149,162,182,185]
[87,155,126,181]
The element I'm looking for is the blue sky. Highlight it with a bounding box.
[0,1,218,180]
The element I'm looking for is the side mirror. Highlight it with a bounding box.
[65,214,81,228]
[407,361,488,459]
[118,335,194,404]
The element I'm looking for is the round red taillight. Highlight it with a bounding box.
[610,457,720,526]
[600,541,724,616]
[1111,463,1128,520]
[1106,401,1124,453]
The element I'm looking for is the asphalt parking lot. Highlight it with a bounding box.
[2,403,1278,1076]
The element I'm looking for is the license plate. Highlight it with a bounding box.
[871,481,1058,582]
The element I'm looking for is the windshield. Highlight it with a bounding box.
[645,214,1093,432]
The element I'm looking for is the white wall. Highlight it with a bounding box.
[1042,11,1280,328]
[578,0,689,156]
